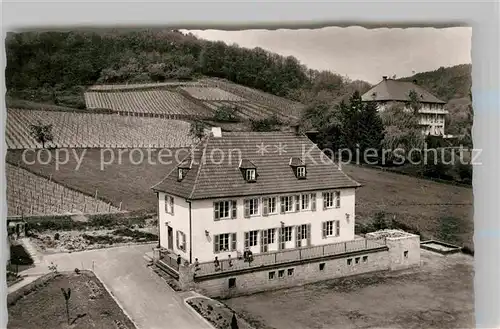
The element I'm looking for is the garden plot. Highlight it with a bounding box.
[7,271,137,329]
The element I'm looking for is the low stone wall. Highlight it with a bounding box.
[365,230,421,271]
[174,232,421,299]
[189,249,390,299]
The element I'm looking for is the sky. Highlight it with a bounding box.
[186,26,471,85]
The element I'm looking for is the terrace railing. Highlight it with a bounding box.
[195,237,387,277]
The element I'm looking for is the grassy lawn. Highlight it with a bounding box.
[7,151,473,249]
[8,271,136,329]
[224,250,474,329]
[7,149,179,212]
[342,164,473,250]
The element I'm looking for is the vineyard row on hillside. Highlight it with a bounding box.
[84,89,213,118]
[6,108,196,149]
[7,163,120,216]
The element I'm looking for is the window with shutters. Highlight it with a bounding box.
[323,191,341,209]
[300,194,310,211]
[283,227,293,242]
[246,230,258,247]
[300,224,308,240]
[176,231,186,251]
[165,195,174,214]
[213,233,237,253]
[214,200,236,220]
[246,198,259,216]
[268,228,276,244]
[268,197,277,214]
[323,220,340,238]
[282,196,294,212]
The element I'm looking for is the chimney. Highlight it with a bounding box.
[211,127,222,138]
[289,123,301,135]
[382,76,388,81]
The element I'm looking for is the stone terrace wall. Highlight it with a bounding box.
[175,231,421,299]
[190,250,390,299]
[366,230,421,270]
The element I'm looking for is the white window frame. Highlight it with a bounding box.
[297,166,306,178]
[165,195,174,214]
[246,169,256,181]
[248,230,258,247]
[299,224,308,240]
[218,201,231,219]
[323,220,340,238]
[300,194,310,211]
[268,197,277,214]
[248,198,259,216]
[283,195,294,212]
[176,231,186,251]
[214,232,237,253]
[324,191,340,209]
[219,233,230,252]
[178,168,184,181]
[283,227,293,242]
[267,228,276,244]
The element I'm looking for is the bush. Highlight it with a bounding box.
[54,232,60,240]
[250,115,282,132]
[372,212,388,230]
[213,106,239,122]
[10,244,34,266]
[112,228,158,241]
[437,216,461,243]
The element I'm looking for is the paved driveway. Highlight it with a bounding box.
[25,244,211,329]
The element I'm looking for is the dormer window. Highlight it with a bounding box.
[289,157,307,179]
[297,166,306,178]
[246,169,256,182]
[177,157,192,182]
[239,159,257,183]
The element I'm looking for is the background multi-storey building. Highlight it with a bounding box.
[361,76,448,136]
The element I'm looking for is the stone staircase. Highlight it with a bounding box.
[19,238,42,264]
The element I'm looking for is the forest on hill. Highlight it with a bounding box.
[5,29,366,110]
[6,29,471,145]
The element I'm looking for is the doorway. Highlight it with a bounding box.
[167,226,173,250]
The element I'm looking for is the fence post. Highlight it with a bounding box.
[299,249,302,260]
[365,239,367,249]
[322,245,325,255]
[344,242,347,252]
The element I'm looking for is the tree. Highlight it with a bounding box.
[189,121,205,141]
[380,104,424,161]
[29,122,53,148]
[61,287,72,325]
[407,89,421,115]
[231,312,239,329]
[358,101,384,158]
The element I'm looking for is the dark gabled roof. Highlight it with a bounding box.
[239,159,256,169]
[151,131,360,200]
[361,79,446,104]
[178,158,192,169]
[289,157,305,167]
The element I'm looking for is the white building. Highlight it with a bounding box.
[361,76,448,136]
[152,129,361,264]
